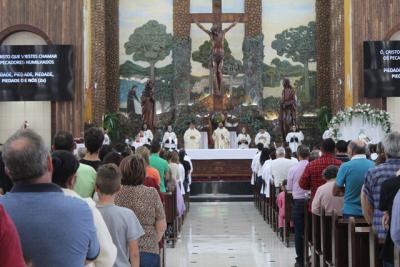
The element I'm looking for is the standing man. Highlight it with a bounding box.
[270,147,297,189]
[162,125,178,151]
[149,141,170,193]
[287,145,310,267]
[237,127,251,149]
[333,140,374,218]
[255,128,271,148]
[184,121,201,149]
[212,122,230,149]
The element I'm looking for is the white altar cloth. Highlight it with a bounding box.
[186,149,258,160]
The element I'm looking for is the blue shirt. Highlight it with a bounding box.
[363,159,400,239]
[336,155,374,216]
[391,190,400,249]
[0,183,100,267]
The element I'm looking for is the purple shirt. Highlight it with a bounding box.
[287,160,309,199]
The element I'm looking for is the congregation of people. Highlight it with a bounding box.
[0,126,193,267]
[251,132,400,267]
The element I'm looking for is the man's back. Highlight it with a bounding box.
[149,154,168,193]
[0,184,99,267]
[270,158,297,187]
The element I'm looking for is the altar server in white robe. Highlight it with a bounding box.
[237,127,251,149]
[286,125,304,156]
[162,125,178,151]
[212,122,230,149]
[251,143,264,185]
[142,123,153,144]
[255,128,271,148]
[184,121,201,149]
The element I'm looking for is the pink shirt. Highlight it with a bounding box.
[311,179,344,216]
[276,191,285,228]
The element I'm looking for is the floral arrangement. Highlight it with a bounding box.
[329,103,391,140]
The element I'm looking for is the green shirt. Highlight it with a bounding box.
[149,153,169,193]
[73,163,97,198]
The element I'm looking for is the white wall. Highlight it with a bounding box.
[388,31,400,132]
[0,31,52,147]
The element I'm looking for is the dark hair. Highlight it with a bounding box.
[150,141,161,154]
[119,154,146,186]
[321,138,336,154]
[282,179,287,187]
[285,147,292,159]
[259,148,270,165]
[84,127,104,154]
[269,147,277,160]
[336,140,348,153]
[51,151,79,188]
[256,143,264,151]
[2,129,49,182]
[53,131,75,151]
[322,165,338,180]
[96,163,122,195]
[102,152,123,166]
[99,145,114,162]
[283,78,292,89]
[297,145,310,159]
[178,150,186,164]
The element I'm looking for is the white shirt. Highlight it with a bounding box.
[270,157,298,187]
[261,159,273,197]
[162,131,178,150]
[143,129,153,144]
[212,127,230,149]
[250,151,261,185]
[184,128,201,149]
[255,132,271,147]
[178,164,186,195]
[286,131,304,154]
[63,189,117,267]
[237,133,251,149]
[103,134,110,145]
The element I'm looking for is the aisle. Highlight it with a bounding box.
[166,202,296,267]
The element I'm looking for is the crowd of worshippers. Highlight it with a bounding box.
[251,134,400,267]
[124,120,304,150]
[0,127,193,267]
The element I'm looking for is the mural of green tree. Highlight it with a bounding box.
[124,20,173,81]
[271,21,316,101]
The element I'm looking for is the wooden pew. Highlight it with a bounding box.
[395,246,400,267]
[369,227,384,267]
[269,181,277,231]
[348,217,370,267]
[320,207,332,267]
[164,191,178,248]
[283,187,293,247]
[311,212,322,267]
[304,198,312,267]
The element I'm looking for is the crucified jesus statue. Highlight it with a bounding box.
[195,20,239,95]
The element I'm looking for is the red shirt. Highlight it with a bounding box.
[0,205,25,267]
[299,153,342,201]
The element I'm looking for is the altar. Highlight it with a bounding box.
[187,149,256,200]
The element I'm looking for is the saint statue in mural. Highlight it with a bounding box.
[195,21,239,95]
[127,85,140,115]
[141,80,155,130]
[279,78,297,141]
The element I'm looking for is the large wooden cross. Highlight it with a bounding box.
[189,0,247,111]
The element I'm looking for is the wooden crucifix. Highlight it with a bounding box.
[190,0,247,110]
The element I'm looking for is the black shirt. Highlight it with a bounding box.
[79,159,101,171]
[379,176,400,262]
[336,154,350,163]
[0,153,13,193]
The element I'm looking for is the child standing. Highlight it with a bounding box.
[276,179,288,236]
[96,164,144,267]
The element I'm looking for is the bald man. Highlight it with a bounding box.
[333,140,375,218]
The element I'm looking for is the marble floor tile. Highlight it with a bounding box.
[166,202,296,267]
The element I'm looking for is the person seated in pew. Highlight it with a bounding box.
[333,140,374,218]
[390,191,400,250]
[311,165,343,216]
[96,164,144,267]
[287,145,310,267]
[362,132,400,241]
[378,167,400,266]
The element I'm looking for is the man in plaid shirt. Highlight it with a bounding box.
[362,132,400,241]
[299,138,342,202]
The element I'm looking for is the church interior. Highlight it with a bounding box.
[1,0,400,266]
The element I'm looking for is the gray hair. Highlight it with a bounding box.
[276,147,285,158]
[297,145,310,159]
[2,129,49,182]
[349,140,367,155]
[383,132,400,158]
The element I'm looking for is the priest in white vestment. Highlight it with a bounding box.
[237,127,251,149]
[286,125,304,155]
[162,125,178,151]
[255,129,271,148]
[184,121,201,149]
[212,122,230,149]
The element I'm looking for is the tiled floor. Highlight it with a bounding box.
[166,202,296,267]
